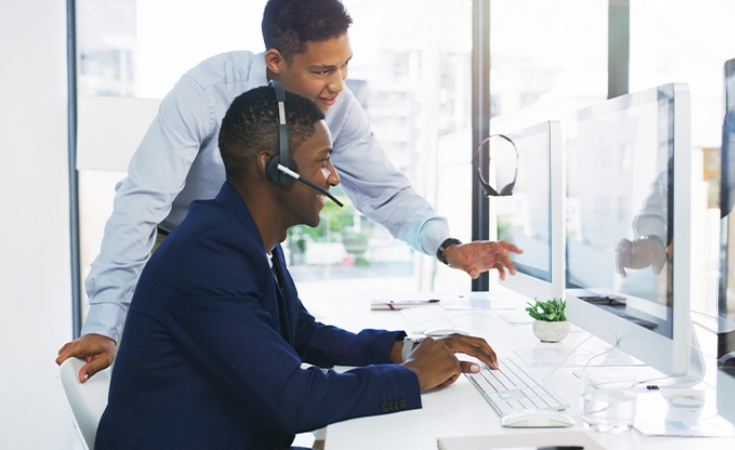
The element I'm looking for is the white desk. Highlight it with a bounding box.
[321,288,735,450]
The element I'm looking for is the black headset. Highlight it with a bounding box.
[265,80,297,186]
[262,80,344,207]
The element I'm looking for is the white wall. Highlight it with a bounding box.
[0,2,77,449]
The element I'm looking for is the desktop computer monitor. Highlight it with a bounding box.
[565,83,698,380]
[495,121,565,301]
[717,57,735,425]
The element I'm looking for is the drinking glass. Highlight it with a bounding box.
[581,368,636,434]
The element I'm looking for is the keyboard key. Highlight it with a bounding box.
[465,356,570,416]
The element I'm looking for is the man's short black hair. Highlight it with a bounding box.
[219,85,326,184]
[262,0,352,63]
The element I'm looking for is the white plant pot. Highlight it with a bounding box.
[532,320,570,343]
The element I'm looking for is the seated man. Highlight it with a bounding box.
[94,84,499,450]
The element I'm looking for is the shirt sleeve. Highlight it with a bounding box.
[292,301,406,367]
[81,76,214,341]
[331,92,450,256]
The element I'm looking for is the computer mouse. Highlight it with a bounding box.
[501,409,575,428]
[423,328,469,337]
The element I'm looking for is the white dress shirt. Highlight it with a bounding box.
[82,51,450,341]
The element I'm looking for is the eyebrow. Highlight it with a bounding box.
[309,55,353,71]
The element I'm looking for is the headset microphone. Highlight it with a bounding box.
[265,79,343,208]
[276,164,344,207]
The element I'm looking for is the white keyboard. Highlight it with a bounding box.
[466,356,570,416]
[400,305,458,334]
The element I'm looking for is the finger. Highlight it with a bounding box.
[444,335,498,369]
[459,360,481,374]
[57,342,72,357]
[78,366,90,383]
[56,345,74,366]
[653,263,663,275]
[499,253,516,275]
[83,355,113,381]
[499,241,523,254]
[494,262,506,281]
[615,248,627,278]
[57,341,95,366]
[438,373,460,388]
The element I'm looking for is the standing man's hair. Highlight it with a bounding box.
[262,0,352,63]
[219,86,325,183]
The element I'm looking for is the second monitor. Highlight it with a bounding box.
[565,83,699,382]
[495,120,565,302]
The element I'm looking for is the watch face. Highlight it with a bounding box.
[437,238,461,265]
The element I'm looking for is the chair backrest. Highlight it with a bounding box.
[58,358,111,450]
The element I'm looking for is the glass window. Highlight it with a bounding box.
[488,0,608,295]
[75,0,474,325]
[489,0,608,122]
[630,0,735,318]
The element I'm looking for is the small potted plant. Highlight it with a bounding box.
[526,297,569,343]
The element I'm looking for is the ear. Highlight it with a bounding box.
[258,152,273,176]
[265,49,285,75]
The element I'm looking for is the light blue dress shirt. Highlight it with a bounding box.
[83,51,450,341]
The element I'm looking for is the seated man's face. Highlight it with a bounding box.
[279,33,352,112]
[284,119,340,227]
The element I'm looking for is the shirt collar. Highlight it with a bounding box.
[246,51,270,92]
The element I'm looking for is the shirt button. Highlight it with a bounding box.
[381,402,390,412]
[399,399,407,409]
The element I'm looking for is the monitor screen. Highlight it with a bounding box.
[717,57,735,425]
[566,83,694,378]
[495,121,564,301]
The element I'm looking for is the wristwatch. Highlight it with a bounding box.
[436,238,461,265]
[637,235,665,247]
[401,336,423,362]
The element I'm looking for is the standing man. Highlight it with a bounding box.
[57,0,520,381]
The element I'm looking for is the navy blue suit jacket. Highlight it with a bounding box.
[95,183,421,450]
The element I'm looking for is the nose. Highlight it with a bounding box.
[326,160,340,187]
[328,65,347,94]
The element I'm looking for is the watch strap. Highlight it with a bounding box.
[401,336,423,362]
[437,238,461,265]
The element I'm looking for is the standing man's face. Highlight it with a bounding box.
[266,33,353,112]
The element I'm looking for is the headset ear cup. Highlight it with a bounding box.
[265,154,283,185]
[265,154,299,186]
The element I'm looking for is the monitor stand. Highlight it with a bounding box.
[643,326,705,389]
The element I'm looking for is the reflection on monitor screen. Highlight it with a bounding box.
[566,83,698,381]
[495,121,564,301]
[717,57,735,426]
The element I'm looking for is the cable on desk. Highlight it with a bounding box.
[541,329,621,384]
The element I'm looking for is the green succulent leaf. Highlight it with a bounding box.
[525,297,567,322]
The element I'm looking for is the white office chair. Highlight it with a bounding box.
[58,357,110,450]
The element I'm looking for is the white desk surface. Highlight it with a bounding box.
[321,287,735,450]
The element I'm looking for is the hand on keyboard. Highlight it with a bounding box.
[434,334,499,370]
[402,338,463,389]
